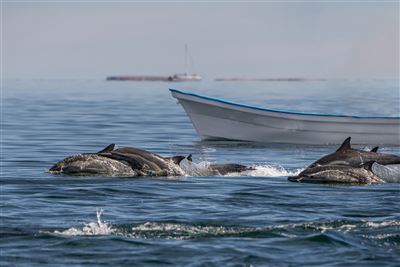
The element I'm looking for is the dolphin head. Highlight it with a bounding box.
[49,154,89,173]
[49,144,115,173]
[49,162,63,172]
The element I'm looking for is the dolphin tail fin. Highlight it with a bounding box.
[97,144,115,153]
[361,161,375,171]
[370,146,379,153]
[187,154,193,162]
[336,137,351,152]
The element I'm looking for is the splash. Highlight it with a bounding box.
[49,209,399,243]
[179,159,302,177]
[129,222,248,239]
[54,209,115,236]
[227,165,303,177]
[372,164,400,183]
[179,159,214,176]
[180,159,398,181]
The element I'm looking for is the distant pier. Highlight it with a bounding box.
[215,78,327,82]
[106,75,173,81]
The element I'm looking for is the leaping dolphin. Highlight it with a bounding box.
[308,137,400,168]
[49,153,138,176]
[288,161,384,185]
[289,137,400,184]
[49,144,188,177]
[209,163,254,175]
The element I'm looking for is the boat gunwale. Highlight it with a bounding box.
[169,88,400,120]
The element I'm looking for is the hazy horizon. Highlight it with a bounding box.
[3,2,399,80]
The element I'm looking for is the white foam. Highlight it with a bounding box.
[229,165,303,177]
[363,220,400,228]
[179,159,302,177]
[372,164,400,183]
[181,159,399,181]
[179,160,214,176]
[48,209,400,242]
[54,209,115,236]
[362,233,400,240]
[130,222,242,237]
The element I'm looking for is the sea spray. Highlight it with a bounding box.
[51,209,400,242]
[179,159,214,176]
[226,164,303,177]
[180,159,303,177]
[372,164,400,183]
[54,209,115,236]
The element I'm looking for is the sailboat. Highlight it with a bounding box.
[168,45,202,81]
[106,45,202,82]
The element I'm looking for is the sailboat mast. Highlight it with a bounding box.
[184,44,188,74]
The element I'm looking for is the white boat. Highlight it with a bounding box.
[170,89,400,145]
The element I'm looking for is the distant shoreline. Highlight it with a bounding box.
[106,75,173,82]
[106,74,202,82]
[215,78,328,82]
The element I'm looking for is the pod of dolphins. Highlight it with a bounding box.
[288,137,400,184]
[49,143,252,177]
[49,137,400,185]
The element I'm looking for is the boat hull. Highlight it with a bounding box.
[170,89,400,145]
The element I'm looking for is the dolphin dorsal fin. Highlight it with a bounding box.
[187,154,193,162]
[97,144,115,153]
[371,146,379,153]
[336,137,351,152]
[361,161,375,171]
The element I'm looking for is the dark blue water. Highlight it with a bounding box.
[2,79,400,266]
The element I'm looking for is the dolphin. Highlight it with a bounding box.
[180,153,253,175]
[209,163,254,175]
[49,153,137,176]
[49,144,188,177]
[98,146,188,176]
[288,161,384,184]
[307,137,400,168]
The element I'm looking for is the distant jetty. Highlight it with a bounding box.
[107,75,173,81]
[107,73,202,82]
[215,78,327,82]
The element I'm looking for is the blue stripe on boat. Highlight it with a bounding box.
[169,88,400,119]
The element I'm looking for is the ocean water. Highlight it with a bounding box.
[1,79,400,266]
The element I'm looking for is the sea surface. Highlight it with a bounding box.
[1,79,400,266]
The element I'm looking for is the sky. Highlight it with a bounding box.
[3,2,399,80]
